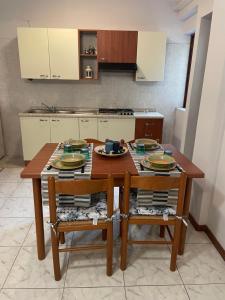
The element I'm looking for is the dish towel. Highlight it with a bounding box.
[127,143,183,215]
[41,143,93,207]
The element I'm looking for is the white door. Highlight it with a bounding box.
[17,28,50,79]
[20,117,50,160]
[136,31,166,81]
[79,118,98,139]
[98,118,135,142]
[50,117,79,143]
[48,28,79,80]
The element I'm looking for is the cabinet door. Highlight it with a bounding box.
[17,28,50,79]
[98,118,135,142]
[135,118,163,143]
[48,28,79,80]
[97,30,137,63]
[79,118,98,139]
[136,32,166,81]
[50,118,79,143]
[20,117,50,160]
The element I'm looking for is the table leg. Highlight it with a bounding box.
[178,178,192,255]
[32,178,45,260]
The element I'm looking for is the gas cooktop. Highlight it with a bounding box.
[99,108,134,115]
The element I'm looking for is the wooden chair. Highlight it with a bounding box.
[48,175,114,280]
[120,172,187,271]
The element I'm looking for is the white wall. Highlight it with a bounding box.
[190,0,225,248]
[0,0,189,158]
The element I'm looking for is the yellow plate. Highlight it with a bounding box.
[141,159,176,171]
[94,145,128,157]
[60,153,85,166]
[64,139,87,149]
[51,159,85,170]
[148,154,176,167]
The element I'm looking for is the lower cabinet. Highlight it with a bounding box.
[50,117,79,143]
[135,118,163,143]
[20,117,50,161]
[98,118,135,142]
[79,118,98,140]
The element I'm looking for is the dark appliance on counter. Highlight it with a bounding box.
[99,108,134,115]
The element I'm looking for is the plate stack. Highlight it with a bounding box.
[141,154,176,171]
[51,153,86,170]
[135,138,160,151]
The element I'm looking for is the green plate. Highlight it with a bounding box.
[51,159,86,170]
[64,139,87,149]
[148,154,176,168]
[60,153,85,166]
[141,159,176,171]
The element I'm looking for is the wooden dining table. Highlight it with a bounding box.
[21,139,204,260]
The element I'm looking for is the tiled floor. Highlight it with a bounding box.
[0,167,225,300]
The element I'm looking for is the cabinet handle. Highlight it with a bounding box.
[145,133,153,137]
[40,74,45,78]
[52,75,61,78]
[52,119,60,122]
[81,120,89,123]
[100,120,108,123]
[137,76,145,79]
[40,119,48,122]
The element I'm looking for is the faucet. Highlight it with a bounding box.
[41,102,56,113]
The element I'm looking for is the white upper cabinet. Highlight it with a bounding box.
[17,27,79,80]
[136,32,166,81]
[17,28,50,79]
[48,28,79,80]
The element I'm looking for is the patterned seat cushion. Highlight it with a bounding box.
[129,197,176,216]
[57,199,107,222]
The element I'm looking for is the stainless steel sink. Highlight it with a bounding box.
[27,109,50,113]
[55,110,75,114]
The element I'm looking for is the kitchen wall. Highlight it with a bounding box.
[0,0,189,158]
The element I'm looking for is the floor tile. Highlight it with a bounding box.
[4,247,67,288]
[125,285,189,300]
[65,248,124,287]
[62,287,126,300]
[0,168,23,182]
[0,247,20,288]
[0,183,21,198]
[124,245,183,286]
[23,219,73,247]
[11,181,33,198]
[0,218,32,246]
[0,197,34,218]
[177,244,225,284]
[186,284,225,300]
[0,289,63,300]
[129,224,165,241]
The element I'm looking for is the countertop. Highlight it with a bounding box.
[19,110,164,119]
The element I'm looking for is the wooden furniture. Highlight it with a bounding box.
[135,118,163,143]
[78,30,98,80]
[20,140,204,261]
[17,28,79,80]
[97,30,138,63]
[48,175,114,280]
[120,172,187,271]
[136,32,166,81]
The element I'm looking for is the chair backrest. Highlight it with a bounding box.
[123,172,187,216]
[48,175,114,224]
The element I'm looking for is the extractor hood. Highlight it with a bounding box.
[99,62,137,71]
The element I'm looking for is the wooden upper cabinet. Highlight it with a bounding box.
[48,28,79,80]
[97,30,138,63]
[17,28,50,79]
[136,32,166,81]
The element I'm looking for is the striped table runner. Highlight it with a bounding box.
[127,143,182,211]
[41,143,93,207]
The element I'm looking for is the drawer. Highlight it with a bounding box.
[135,118,163,143]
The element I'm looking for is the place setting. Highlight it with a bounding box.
[94,139,128,157]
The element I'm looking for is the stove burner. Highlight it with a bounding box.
[99,108,134,115]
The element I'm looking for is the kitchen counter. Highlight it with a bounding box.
[19,110,164,119]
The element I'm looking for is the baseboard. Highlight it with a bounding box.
[189,213,225,261]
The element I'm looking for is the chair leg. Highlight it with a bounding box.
[102,229,107,241]
[120,218,128,271]
[160,225,165,238]
[59,232,65,244]
[170,219,182,271]
[51,229,61,280]
[106,223,113,276]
